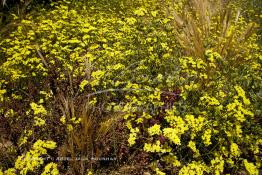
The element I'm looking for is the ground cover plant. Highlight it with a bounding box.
[0,0,261,174]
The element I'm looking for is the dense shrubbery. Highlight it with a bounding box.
[0,0,261,174]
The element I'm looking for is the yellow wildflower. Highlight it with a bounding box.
[41,163,59,175]
[148,124,161,136]
[155,168,166,175]
[243,159,259,175]
[230,143,240,157]
[202,129,212,146]
[163,128,181,145]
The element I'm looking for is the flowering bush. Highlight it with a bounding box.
[1,140,57,175]
[0,0,261,174]
[109,0,262,174]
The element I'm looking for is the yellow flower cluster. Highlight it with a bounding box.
[30,103,47,116]
[234,85,251,105]
[205,50,221,63]
[18,130,33,146]
[185,115,205,133]
[67,124,74,132]
[70,117,81,124]
[60,116,66,124]
[144,141,170,153]
[148,124,161,136]
[210,156,224,175]
[163,128,181,145]
[155,168,166,175]
[180,57,207,73]
[226,98,254,122]
[90,70,106,87]
[144,141,161,152]
[179,56,209,84]
[128,127,139,146]
[134,7,147,16]
[243,159,259,175]
[187,141,200,156]
[184,83,199,91]
[230,143,240,157]
[202,129,212,146]
[163,154,181,167]
[34,117,46,126]
[41,163,59,175]
[13,140,57,175]
[0,168,16,175]
[200,95,220,106]
[178,161,208,175]
[0,89,6,102]
[86,170,93,175]
[164,110,189,135]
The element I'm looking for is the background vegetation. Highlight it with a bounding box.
[0,0,261,174]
